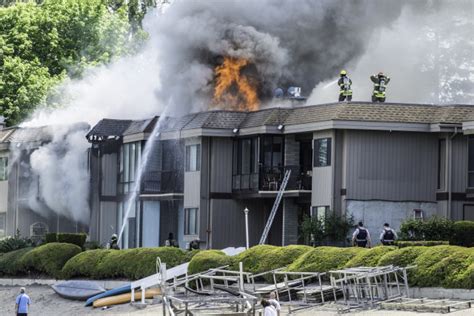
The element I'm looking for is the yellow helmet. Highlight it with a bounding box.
[340,70,347,76]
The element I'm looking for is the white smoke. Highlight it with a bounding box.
[307,1,474,105]
[28,125,90,224]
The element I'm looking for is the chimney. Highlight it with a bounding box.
[0,116,4,130]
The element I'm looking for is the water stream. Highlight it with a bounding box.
[117,115,165,245]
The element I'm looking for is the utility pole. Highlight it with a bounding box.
[244,207,250,249]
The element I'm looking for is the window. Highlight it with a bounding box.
[233,138,258,175]
[119,142,142,194]
[184,208,198,235]
[311,206,329,221]
[438,139,446,190]
[314,138,332,167]
[469,136,474,187]
[262,136,283,168]
[0,157,7,181]
[186,144,201,172]
[413,209,424,220]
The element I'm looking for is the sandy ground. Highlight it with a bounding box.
[1,285,473,316]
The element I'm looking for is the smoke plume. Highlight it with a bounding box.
[17,0,474,225]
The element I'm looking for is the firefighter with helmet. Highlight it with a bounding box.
[370,72,390,102]
[338,70,352,101]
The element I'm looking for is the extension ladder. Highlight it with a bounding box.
[259,169,291,245]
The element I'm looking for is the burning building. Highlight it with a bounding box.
[82,101,474,249]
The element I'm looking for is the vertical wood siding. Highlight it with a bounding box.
[344,130,438,202]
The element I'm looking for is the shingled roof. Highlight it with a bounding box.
[89,102,474,137]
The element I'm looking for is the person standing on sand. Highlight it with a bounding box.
[15,287,30,316]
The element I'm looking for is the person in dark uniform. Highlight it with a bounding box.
[352,222,372,248]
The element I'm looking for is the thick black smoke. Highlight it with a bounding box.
[153,0,415,111]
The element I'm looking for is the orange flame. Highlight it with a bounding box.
[213,57,260,111]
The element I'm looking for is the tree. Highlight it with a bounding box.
[0,0,147,125]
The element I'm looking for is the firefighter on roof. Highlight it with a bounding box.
[338,70,353,101]
[371,72,390,102]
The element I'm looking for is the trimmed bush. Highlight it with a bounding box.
[62,249,112,279]
[0,247,33,276]
[412,245,467,287]
[45,233,57,243]
[188,250,233,275]
[451,221,474,247]
[185,249,201,262]
[399,217,454,241]
[231,245,312,275]
[378,246,428,267]
[345,246,396,267]
[288,247,367,273]
[395,241,448,248]
[20,243,82,278]
[231,245,279,273]
[94,247,187,280]
[449,262,474,289]
[45,233,87,248]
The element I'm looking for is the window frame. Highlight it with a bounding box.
[185,144,201,172]
[314,138,332,167]
[184,208,199,235]
[118,142,142,194]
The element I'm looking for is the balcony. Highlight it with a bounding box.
[232,165,312,192]
[141,170,184,194]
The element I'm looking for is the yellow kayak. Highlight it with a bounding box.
[93,288,161,308]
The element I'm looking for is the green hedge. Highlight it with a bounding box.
[345,246,397,267]
[378,246,428,267]
[45,233,87,248]
[20,243,82,278]
[288,247,366,273]
[395,241,449,248]
[451,221,474,247]
[62,249,112,279]
[188,250,233,275]
[94,247,187,280]
[231,245,312,275]
[231,245,278,273]
[0,247,33,276]
[412,246,474,288]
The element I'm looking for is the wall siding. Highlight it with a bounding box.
[210,138,233,193]
[101,153,117,196]
[451,135,468,193]
[344,130,438,202]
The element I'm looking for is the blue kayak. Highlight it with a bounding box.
[85,284,131,307]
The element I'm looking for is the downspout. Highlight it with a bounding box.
[447,127,458,219]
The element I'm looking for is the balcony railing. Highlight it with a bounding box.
[232,165,312,192]
[141,170,184,194]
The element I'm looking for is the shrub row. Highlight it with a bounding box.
[400,218,474,247]
[395,241,449,248]
[186,245,474,289]
[45,233,87,248]
[62,247,188,280]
